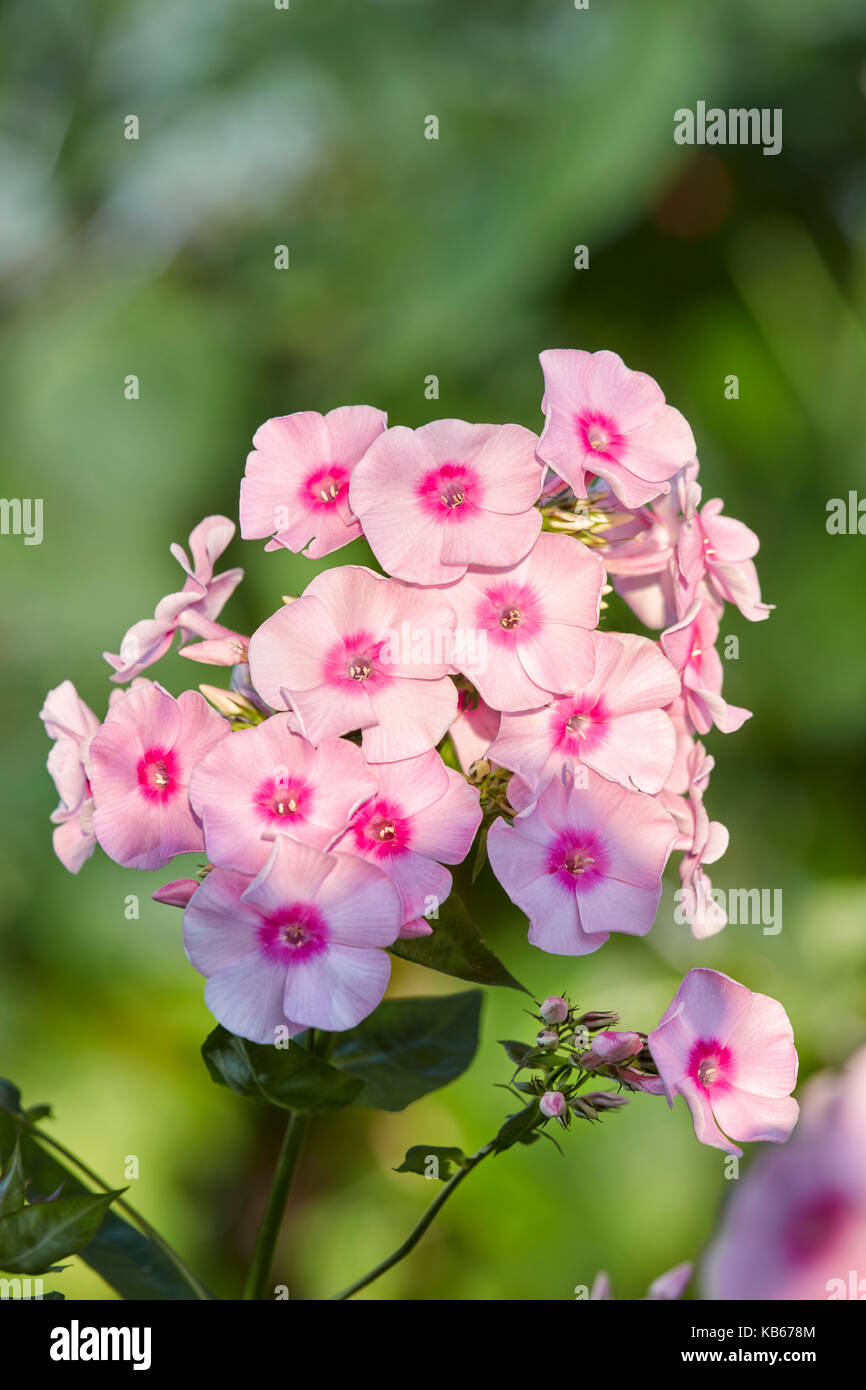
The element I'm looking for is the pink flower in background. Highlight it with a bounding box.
[89,681,229,870]
[189,715,376,873]
[104,516,243,682]
[40,680,102,873]
[248,565,458,761]
[443,533,603,712]
[348,420,543,585]
[240,406,387,559]
[488,631,680,793]
[703,1045,866,1300]
[538,350,696,509]
[661,599,751,736]
[487,768,678,955]
[331,749,481,934]
[648,968,799,1157]
[183,837,402,1040]
[448,691,500,774]
[677,497,773,622]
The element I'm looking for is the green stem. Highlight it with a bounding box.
[24,1123,212,1301]
[330,1142,495,1301]
[242,1108,312,1301]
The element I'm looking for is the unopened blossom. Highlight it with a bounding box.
[89,681,229,871]
[487,768,678,955]
[648,968,799,1157]
[580,1030,643,1067]
[540,995,569,1025]
[348,420,543,585]
[248,565,458,762]
[331,749,481,935]
[443,533,604,713]
[540,1091,567,1119]
[240,406,387,559]
[104,515,243,682]
[183,836,402,1040]
[152,878,199,908]
[590,1263,693,1300]
[489,631,680,794]
[661,599,751,736]
[676,496,773,622]
[189,716,376,873]
[536,1029,560,1049]
[40,681,102,873]
[537,349,696,509]
[703,1045,866,1300]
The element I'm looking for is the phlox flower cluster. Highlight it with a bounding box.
[42,349,776,1077]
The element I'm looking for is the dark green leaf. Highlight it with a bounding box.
[0,1081,22,1115]
[498,1039,534,1066]
[333,991,482,1110]
[470,824,489,883]
[0,1109,205,1300]
[25,1105,53,1123]
[394,1146,467,1181]
[0,1140,29,1217]
[493,1100,541,1154]
[0,1190,123,1276]
[391,894,528,993]
[202,1026,362,1112]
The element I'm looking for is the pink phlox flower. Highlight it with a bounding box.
[182,836,402,1040]
[89,680,230,870]
[442,533,604,713]
[662,599,751,736]
[488,631,680,794]
[648,968,799,1157]
[487,766,678,956]
[40,680,102,873]
[189,715,377,874]
[538,349,696,509]
[331,749,482,935]
[348,419,544,585]
[247,565,459,762]
[240,406,387,559]
[104,516,243,682]
[658,741,729,939]
[676,496,774,622]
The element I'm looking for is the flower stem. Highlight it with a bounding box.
[24,1122,212,1301]
[242,1108,312,1300]
[330,1142,495,1301]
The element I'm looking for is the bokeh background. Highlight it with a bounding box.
[2,0,866,1300]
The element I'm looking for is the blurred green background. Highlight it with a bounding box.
[2,0,866,1301]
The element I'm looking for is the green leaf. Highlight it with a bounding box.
[0,1140,29,1217]
[391,894,528,993]
[0,1190,123,1276]
[0,1081,22,1115]
[470,824,489,883]
[498,1039,534,1066]
[493,1100,541,1154]
[394,1146,467,1181]
[0,1108,205,1300]
[202,1026,362,1112]
[332,991,482,1111]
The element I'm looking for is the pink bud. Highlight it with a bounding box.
[536,1029,560,1050]
[540,1090,566,1119]
[540,995,569,1025]
[152,878,199,908]
[587,1031,642,1064]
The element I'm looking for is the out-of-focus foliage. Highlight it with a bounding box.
[2,0,865,1300]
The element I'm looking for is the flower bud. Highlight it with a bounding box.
[574,1011,620,1031]
[539,995,569,1025]
[587,1030,642,1064]
[536,1029,560,1050]
[582,1091,630,1110]
[540,1090,566,1119]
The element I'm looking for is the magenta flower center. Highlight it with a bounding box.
[548,830,607,892]
[555,698,608,755]
[481,582,542,644]
[136,746,179,802]
[325,630,389,690]
[352,798,410,857]
[417,462,481,521]
[255,775,309,824]
[785,1191,850,1262]
[258,902,328,963]
[576,411,623,460]
[687,1038,732,1089]
[306,464,350,510]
